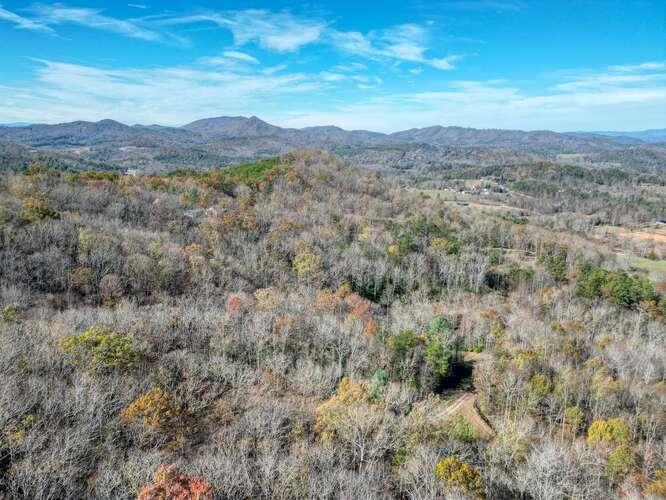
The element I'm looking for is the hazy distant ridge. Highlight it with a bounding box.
[590,129,666,143]
[1,116,664,173]
[0,115,648,149]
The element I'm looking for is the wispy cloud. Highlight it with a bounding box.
[331,63,368,73]
[199,50,260,68]
[319,71,346,82]
[0,4,53,32]
[0,59,321,125]
[0,5,458,72]
[155,10,458,69]
[30,4,161,41]
[222,50,259,64]
[328,23,461,70]
[274,64,666,132]
[552,61,666,91]
[608,61,666,73]
[157,10,326,52]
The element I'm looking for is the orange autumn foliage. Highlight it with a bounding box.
[138,464,212,500]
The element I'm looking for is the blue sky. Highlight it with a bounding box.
[0,0,664,131]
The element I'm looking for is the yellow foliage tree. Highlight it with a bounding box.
[293,250,322,280]
[434,456,485,499]
[254,287,283,311]
[314,377,388,465]
[587,418,631,446]
[645,468,666,497]
[315,377,370,441]
[121,388,179,431]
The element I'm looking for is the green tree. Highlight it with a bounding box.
[424,316,454,379]
[60,325,141,370]
[19,197,60,223]
[538,243,568,281]
[448,415,477,443]
[564,406,585,436]
[576,265,609,298]
[606,272,656,307]
[606,444,635,485]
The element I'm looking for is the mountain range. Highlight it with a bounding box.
[0,116,664,172]
[590,129,666,143]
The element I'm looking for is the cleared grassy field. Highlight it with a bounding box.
[631,257,666,274]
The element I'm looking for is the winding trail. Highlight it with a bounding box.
[435,353,496,440]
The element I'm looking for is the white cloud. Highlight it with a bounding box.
[156,10,457,70]
[262,64,288,75]
[430,56,462,70]
[222,50,259,64]
[274,66,666,132]
[552,62,666,91]
[158,10,325,52]
[199,50,260,68]
[328,23,461,70]
[229,10,324,52]
[0,6,458,73]
[554,73,666,92]
[31,4,161,41]
[381,24,428,61]
[319,71,346,82]
[0,4,53,32]
[332,63,367,73]
[609,62,666,72]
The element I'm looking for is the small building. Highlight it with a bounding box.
[183,208,204,219]
[205,206,225,218]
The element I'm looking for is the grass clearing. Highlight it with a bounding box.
[631,257,666,274]
[166,157,281,190]
[221,157,280,185]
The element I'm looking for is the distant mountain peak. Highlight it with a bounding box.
[97,118,124,125]
[182,115,282,137]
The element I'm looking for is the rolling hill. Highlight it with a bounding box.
[0,116,664,173]
[591,128,666,143]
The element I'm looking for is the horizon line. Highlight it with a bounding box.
[1,116,664,135]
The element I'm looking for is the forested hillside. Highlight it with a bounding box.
[0,151,665,499]
[2,117,665,173]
